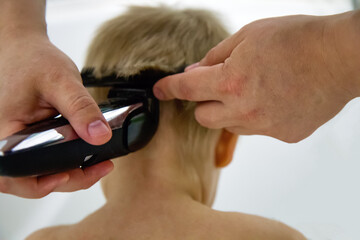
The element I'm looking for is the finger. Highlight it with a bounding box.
[46,77,112,145]
[199,33,242,67]
[53,160,114,192]
[0,121,23,139]
[185,62,200,72]
[153,64,224,101]
[0,173,69,199]
[225,126,257,136]
[194,101,234,129]
[0,108,58,139]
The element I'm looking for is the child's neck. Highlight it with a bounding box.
[101,154,206,210]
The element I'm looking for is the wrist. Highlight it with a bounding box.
[324,11,360,98]
[0,0,47,40]
[344,10,360,96]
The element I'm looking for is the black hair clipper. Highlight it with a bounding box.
[0,68,182,177]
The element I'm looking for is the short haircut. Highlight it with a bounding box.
[84,6,229,172]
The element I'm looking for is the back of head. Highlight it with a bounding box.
[85,6,229,168]
[85,5,228,75]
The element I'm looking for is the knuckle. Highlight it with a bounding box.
[41,68,80,90]
[31,182,51,198]
[218,64,247,97]
[34,191,49,199]
[80,181,94,190]
[177,81,193,100]
[49,70,71,84]
[262,123,305,144]
[240,22,253,33]
[67,94,96,116]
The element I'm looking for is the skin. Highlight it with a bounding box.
[0,0,113,198]
[154,10,360,143]
[27,112,306,240]
[1,3,358,198]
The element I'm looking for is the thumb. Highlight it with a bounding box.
[47,78,112,146]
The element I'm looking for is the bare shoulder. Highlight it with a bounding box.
[26,225,75,240]
[211,210,307,240]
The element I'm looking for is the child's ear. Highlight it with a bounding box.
[215,130,238,168]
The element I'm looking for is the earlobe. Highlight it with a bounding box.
[215,130,238,168]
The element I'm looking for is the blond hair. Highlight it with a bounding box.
[84,6,229,169]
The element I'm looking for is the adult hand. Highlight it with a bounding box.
[0,0,113,198]
[154,12,360,143]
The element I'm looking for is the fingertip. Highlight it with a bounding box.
[153,76,176,100]
[194,101,226,129]
[87,120,112,145]
[185,62,200,72]
[97,160,114,177]
[84,160,114,179]
[153,85,166,100]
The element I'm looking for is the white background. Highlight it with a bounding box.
[0,0,359,239]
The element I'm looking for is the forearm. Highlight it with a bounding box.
[0,0,47,38]
[343,10,360,94]
[324,10,360,98]
[350,10,360,86]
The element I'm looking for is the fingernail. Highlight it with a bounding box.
[88,120,110,137]
[153,87,165,100]
[185,62,200,71]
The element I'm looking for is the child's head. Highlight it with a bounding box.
[85,6,228,76]
[85,6,236,205]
